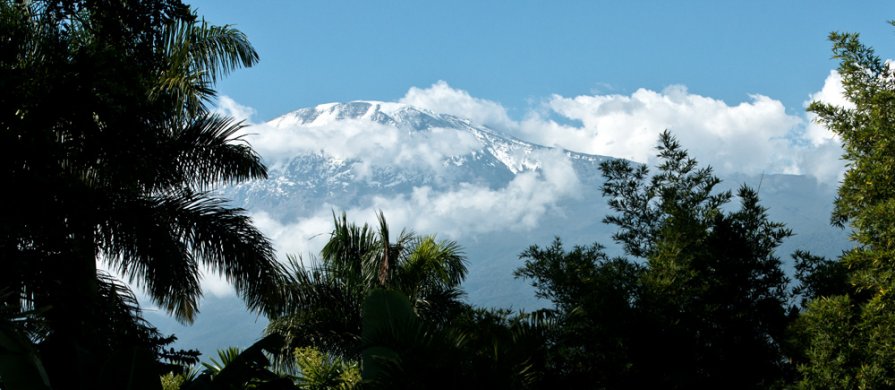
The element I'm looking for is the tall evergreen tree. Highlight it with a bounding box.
[517,131,795,388]
[797,23,895,388]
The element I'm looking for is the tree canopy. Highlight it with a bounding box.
[516,131,795,388]
[797,24,895,388]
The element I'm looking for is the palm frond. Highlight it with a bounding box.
[182,19,258,85]
[99,189,284,322]
[0,309,52,390]
[159,113,267,190]
[203,346,242,374]
[267,256,363,367]
[190,335,291,388]
[401,235,467,288]
[155,15,258,114]
[165,191,285,319]
[98,194,203,323]
[322,211,379,289]
[94,271,160,343]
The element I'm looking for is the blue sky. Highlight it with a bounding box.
[191,0,895,188]
[192,1,895,121]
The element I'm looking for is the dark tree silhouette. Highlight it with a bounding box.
[517,131,795,388]
[266,212,467,366]
[0,1,285,388]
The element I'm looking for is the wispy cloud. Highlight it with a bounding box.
[214,95,256,123]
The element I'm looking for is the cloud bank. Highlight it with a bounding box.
[396,77,848,184]
[245,147,580,249]
[354,148,580,237]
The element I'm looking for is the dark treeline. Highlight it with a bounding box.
[1,1,894,389]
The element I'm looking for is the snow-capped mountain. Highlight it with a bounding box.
[226,101,606,220]
[149,101,852,356]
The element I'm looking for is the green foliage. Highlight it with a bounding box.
[797,23,895,388]
[293,347,359,390]
[359,289,428,387]
[516,239,641,316]
[796,296,862,389]
[270,214,545,388]
[202,347,244,375]
[155,16,259,116]
[607,131,794,387]
[793,250,849,307]
[161,372,187,390]
[266,212,468,366]
[517,131,795,388]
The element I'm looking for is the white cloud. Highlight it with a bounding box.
[199,269,236,298]
[247,148,582,259]
[250,211,333,260]
[214,96,256,123]
[355,148,581,237]
[803,70,850,148]
[518,86,807,177]
[400,80,517,131]
[221,78,848,185]
[808,70,854,110]
[393,81,847,184]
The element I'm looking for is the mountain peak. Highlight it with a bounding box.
[267,100,455,129]
[254,100,612,181]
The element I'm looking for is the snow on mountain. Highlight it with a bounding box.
[226,101,605,225]
[265,100,589,175]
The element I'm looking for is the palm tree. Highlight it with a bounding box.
[1,1,286,387]
[266,212,467,366]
